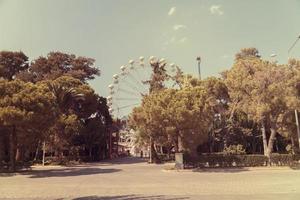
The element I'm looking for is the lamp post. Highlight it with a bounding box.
[196,56,201,80]
[270,53,277,63]
[288,34,300,149]
[288,34,300,54]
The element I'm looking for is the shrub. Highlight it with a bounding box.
[270,154,300,166]
[157,154,175,162]
[223,144,246,155]
[184,153,300,168]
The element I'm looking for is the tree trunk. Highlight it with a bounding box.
[209,132,215,153]
[15,148,20,162]
[0,133,4,168]
[178,134,183,153]
[291,135,296,154]
[42,141,46,166]
[261,123,268,156]
[89,147,93,160]
[167,146,172,159]
[149,137,153,163]
[9,126,16,172]
[267,125,277,164]
[223,128,229,150]
[174,136,179,153]
[151,143,159,163]
[252,136,257,154]
[210,138,213,153]
[149,139,159,163]
[34,140,40,161]
[223,136,228,150]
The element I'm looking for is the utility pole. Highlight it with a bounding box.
[196,56,201,80]
[288,34,300,149]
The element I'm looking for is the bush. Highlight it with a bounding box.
[157,154,175,162]
[223,145,246,155]
[185,153,300,168]
[191,154,267,167]
[270,154,300,166]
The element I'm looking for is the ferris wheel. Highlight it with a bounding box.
[107,56,181,119]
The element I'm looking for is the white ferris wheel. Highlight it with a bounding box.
[107,56,181,119]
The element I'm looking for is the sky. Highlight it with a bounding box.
[1,0,300,100]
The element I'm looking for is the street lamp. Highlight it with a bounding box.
[288,34,300,54]
[270,53,278,64]
[196,56,201,80]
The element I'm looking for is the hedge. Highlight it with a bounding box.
[184,153,300,168]
[157,154,175,162]
[270,154,300,166]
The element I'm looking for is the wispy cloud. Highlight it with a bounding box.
[210,5,224,15]
[168,7,176,16]
[173,24,187,31]
[178,37,187,43]
[162,36,188,50]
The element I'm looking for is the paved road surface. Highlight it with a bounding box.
[1,157,300,199]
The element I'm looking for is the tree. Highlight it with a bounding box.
[0,79,56,171]
[223,49,289,162]
[129,78,223,158]
[280,58,300,153]
[235,47,260,60]
[0,51,28,80]
[0,50,110,168]
[17,52,100,83]
[45,76,96,157]
[72,95,112,160]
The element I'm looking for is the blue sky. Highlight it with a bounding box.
[0,0,300,99]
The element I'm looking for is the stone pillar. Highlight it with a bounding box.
[175,152,184,169]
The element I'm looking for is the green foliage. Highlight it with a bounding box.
[0,51,110,171]
[129,77,229,156]
[222,48,296,159]
[186,153,300,168]
[17,52,100,82]
[223,144,246,155]
[0,51,28,80]
[3,47,300,170]
[186,154,268,167]
[0,79,56,129]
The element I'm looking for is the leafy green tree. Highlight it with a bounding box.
[235,47,260,60]
[18,52,100,83]
[0,51,28,80]
[223,49,290,162]
[129,78,226,158]
[0,79,56,171]
[144,60,170,92]
[0,50,110,168]
[45,76,95,157]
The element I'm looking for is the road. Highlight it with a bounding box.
[1,157,300,200]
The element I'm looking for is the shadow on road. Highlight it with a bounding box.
[290,163,300,170]
[192,167,249,173]
[0,157,146,177]
[22,167,121,178]
[72,195,189,200]
[105,157,148,165]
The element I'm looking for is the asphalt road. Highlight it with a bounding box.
[1,157,300,200]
